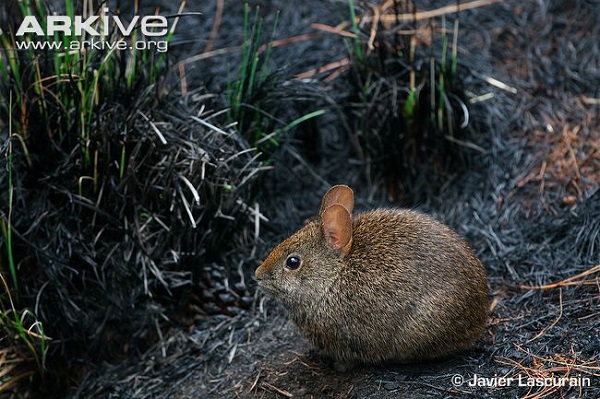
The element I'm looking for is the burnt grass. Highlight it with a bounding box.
[5,0,600,398]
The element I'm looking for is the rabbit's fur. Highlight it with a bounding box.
[255,185,489,368]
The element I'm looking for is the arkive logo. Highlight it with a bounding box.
[14,7,168,37]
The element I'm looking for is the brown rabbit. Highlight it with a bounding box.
[255,185,489,369]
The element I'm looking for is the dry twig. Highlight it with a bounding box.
[519,264,600,290]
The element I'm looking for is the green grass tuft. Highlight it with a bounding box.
[1,107,48,393]
[226,5,325,157]
[1,0,174,175]
[343,0,472,201]
[227,4,278,149]
[0,0,181,393]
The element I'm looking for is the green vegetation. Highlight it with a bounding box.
[0,0,172,176]
[227,4,325,156]
[227,4,280,149]
[1,118,48,391]
[0,0,180,392]
[344,1,471,199]
[347,0,364,64]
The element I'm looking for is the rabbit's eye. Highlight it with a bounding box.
[285,255,302,270]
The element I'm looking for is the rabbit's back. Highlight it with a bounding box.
[348,209,485,289]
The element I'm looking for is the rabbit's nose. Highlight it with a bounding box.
[254,262,267,280]
[255,252,280,280]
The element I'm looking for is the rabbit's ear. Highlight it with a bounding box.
[321,204,353,256]
[320,185,354,216]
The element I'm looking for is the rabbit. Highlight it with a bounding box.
[255,184,490,370]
